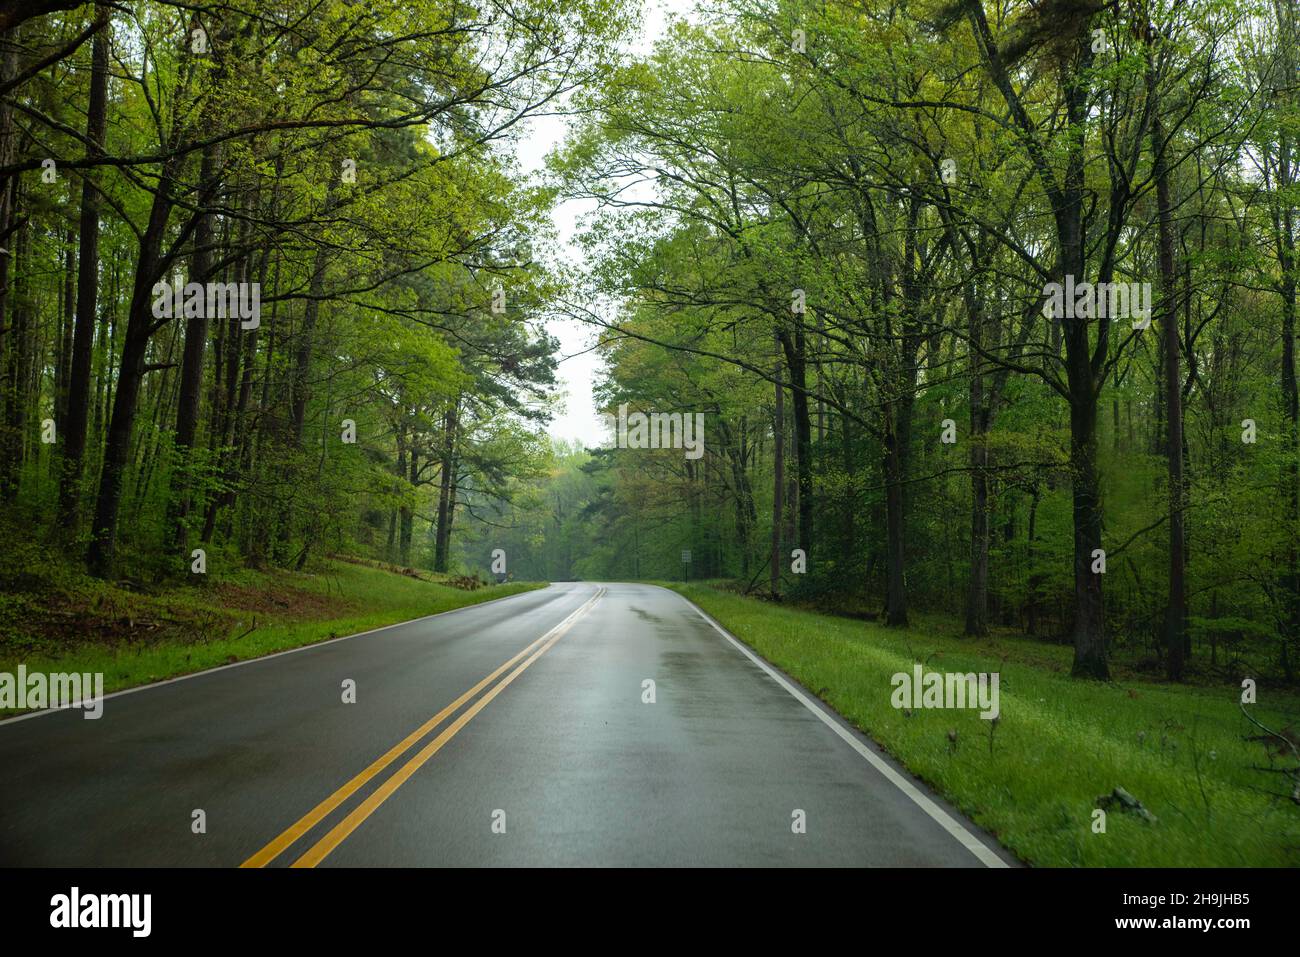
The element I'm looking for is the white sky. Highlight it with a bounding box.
[513,0,689,448]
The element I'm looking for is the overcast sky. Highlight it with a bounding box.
[512,0,688,448]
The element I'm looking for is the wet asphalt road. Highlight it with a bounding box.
[0,582,1013,867]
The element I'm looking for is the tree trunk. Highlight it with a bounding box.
[1066,363,1108,677]
[400,442,417,565]
[883,392,912,626]
[167,140,222,554]
[87,173,175,577]
[433,402,458,573]
[966,299,990,637]
[771,339,784,598]
[1272,0,1300,678]
[55,228,75,435]
[0,28,22,503]
[779,328,813,560]
[1148,48,1186,680]
[290,247,328,445]
[392,418,406,563]
[58,7,109,529]
[1,190,30,502]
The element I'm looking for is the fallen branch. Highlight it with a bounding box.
[1241,702,1300,805]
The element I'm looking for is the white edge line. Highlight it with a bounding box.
[0,583,556,728]
[675,591,1009,869]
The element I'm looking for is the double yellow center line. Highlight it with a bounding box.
[241,587,605,868]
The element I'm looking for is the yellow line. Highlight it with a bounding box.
[240,589,603,869]
[290,588,603,868]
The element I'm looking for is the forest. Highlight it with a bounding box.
[0,0,624,586]
[1,0,1298,694]
[483,0,1300,690]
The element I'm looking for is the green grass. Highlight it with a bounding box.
[672,583,1300,868]
[0,558,543,715]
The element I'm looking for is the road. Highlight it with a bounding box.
[0,582,1013,867]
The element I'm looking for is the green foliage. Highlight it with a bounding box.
[678,584,1300,867]
[0,553,543,712]
[0,0,636,582]
[532,0,1300,682]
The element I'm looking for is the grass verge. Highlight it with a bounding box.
[0,558,544,716]
[671,583,1300,867]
